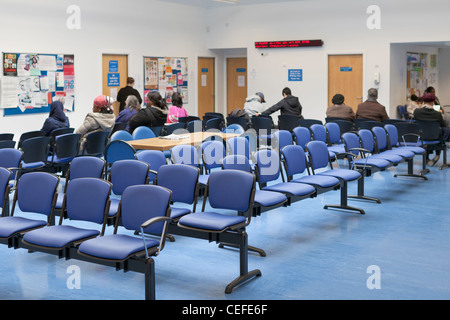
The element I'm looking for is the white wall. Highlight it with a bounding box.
[0,0,209,139]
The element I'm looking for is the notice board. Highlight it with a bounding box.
[143,56,188,104]
[1,52,75,116]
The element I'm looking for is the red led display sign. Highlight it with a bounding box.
[255,40,323,49]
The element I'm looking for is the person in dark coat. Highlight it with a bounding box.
[41,100,70,136]
[116,77,143,112]
[256,87,303,119]
[128,91,168,133]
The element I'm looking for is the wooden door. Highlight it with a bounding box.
[226,57,247,115]
[198,57,215,117]
[102,54,128,116]
[328,54,363,112]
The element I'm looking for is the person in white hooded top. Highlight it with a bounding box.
[243,92,266,117]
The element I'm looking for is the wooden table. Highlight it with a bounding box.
[128,132,240,151]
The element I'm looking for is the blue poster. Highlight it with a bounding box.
[288,69,303,81]
[107,73,120,86]
[109,60,119,72]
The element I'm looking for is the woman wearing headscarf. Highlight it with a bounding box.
[128,91,168,133]
[41,100,70,136]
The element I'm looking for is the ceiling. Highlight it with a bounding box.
[158,0,307,8]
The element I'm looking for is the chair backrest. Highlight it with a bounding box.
[186,120,203,133]
[329,119,355,134]
[384,124,399,148]
[273,130,293,153]
[298,119,323,128]
[310,124,328,144]
[0,167,12,212]
[64,177,112,225]
[281,145,308,178]
[398,105,408,120]
[251,116,273,136]
[110,122,127,136]
[109,159,150,195]
[50,127,74,143]
[227,136,250,160]
[53,133,81,159]
[221,154,252,172]
[356,120,384,130]
[226,116,248,130]
[358,129,376,153]
[223,124,245,134]
[179,116,201,125]
[0,140,16,149]
[171,144,200,167]
[205,117,223,131]
[156,164,199,205]
[14,172,59,217]
[201,140,226,171]
[342,132,362,158]
[414,120,442,141]
[0,148,23,171]
[206,169,255,214]
[121,184,172,235]
[305,140,332,171]
[0,133,14,141]
[21,136,51,164]
[293,126,312,150]
[278,114,300,132]
[110,130,133,141]
[240,129,257,155]
[104,140,137,166]
[67,156,106,181]
[132,126,156,140]
[371,126,389,151]
[18,130,44,149]
[149,126,164,137]
[135,150,167,181]
[254,149,281,185]
[83,130,110,156]
[163,122,187,136]
[394,122,422,145]
[325,122,342,145]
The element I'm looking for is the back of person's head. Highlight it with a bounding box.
[332,94,345,105]
[125,95,140,111]
[410,94,418,101]
[172,92,183,108]
[422,93,435,104]
[127,77,135,85]
[368,88,378,99]
[93,95,114,114]
[147,91,167,110]
[282,87,292,96]
[425,86,435,94]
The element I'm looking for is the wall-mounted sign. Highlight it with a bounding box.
[109,60,118,72]
[288,69,303,81]
[107,73,120,86]
[340,67,353,72]
[255,40,323,49]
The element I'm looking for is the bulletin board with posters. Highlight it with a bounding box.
[406,52,438,98]
[143,56,188,105]
[1,52,75,116]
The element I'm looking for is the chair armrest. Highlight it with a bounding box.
[141,216,172,229]
[140,215,172,259]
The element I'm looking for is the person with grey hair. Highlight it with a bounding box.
[356,88,389,122]
[326,93,355,121]
[115,95,142,131]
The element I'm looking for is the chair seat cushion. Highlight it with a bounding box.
[384,149,415,158]
[328,145,345,155]
[198,174,209,186]
[354,157,391,169]
[170,206,191,219]
[397,146,425,154]
[47,156,74,164]
[318,168,361,181]
[262,182,315,197]
[178,212,246,232]
[254,190,287,207]
[22,225,100,249]
[370,153,403,163]
[0,217,47,238]
[78,234,159,261]
[292,175,340,188]
[21,161,46,169]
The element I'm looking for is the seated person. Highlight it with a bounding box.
[243,92,265,117]
[115,95,141,131]
[128,91,168,133]
[326,94,355,122]
[414,92,450,166]
[167,92,188,124]
[256,87,303,119]
[75,95,116,152]
[406,94,420,119]
[356,88,389,122]
[41,99,70,136]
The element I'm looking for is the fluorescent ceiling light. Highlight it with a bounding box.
[213,0,240,4]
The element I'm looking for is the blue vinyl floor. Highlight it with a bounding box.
[0,150,449,301]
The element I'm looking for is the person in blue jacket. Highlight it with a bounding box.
[41,100,70,136]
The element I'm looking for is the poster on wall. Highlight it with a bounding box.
[406,52,438,98]
[1,52,75,116]
[143,56,188,105]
